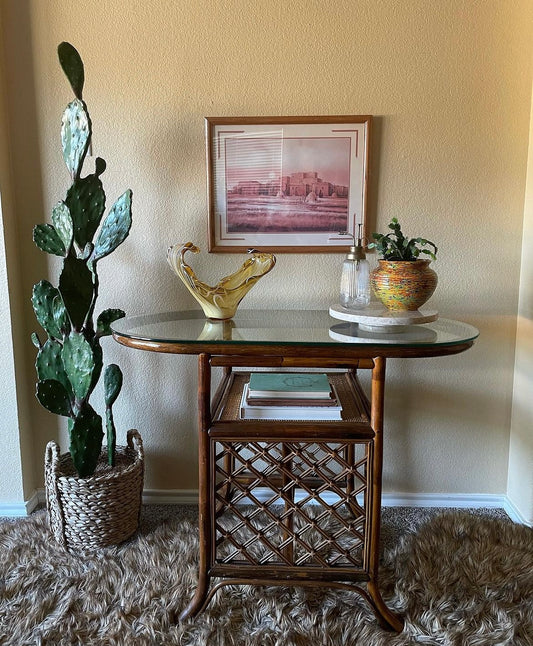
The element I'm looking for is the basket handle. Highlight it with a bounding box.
[44,440,67,549]
[127,429,144,462]
[45,441,61,478]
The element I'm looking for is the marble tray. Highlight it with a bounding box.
[329,304,438,333]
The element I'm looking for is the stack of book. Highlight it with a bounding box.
[239,372,342,420]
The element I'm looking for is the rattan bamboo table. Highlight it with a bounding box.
[112,309,478,631]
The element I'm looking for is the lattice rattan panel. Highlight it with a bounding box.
[212,440,370,571]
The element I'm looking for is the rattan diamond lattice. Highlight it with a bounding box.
[212,439,370,572]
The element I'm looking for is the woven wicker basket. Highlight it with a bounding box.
[45,429,144,553]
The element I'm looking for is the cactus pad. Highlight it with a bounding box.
[68,405,104,478]
[65,173,106,249]
[58,42,84,99]
[32,281,64,339]
[33,224,66,257]
[58,256,94,330]
[52,294,71,337]
[104,364,122,467]
[62,332,95,400]
[31,332,42,349]
[36,379,72,417]
[36,339,71,395]
[104,364,123,406]
[95,157,106,176]
[93,190,132,261]
[106,411,116,467]
[61,99,91,180]
[89,340,103,394]
[96,308,125,337]
[51,202,74,255]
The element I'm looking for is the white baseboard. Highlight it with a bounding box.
[142,488,200,506]
[0,503,29,518]
[501,496,531,526]
[381,492,530,525]
[382,492,505,509]
[0,490,42,517]
[2,488,530,526]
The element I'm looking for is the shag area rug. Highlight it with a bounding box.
[0,506,531,645]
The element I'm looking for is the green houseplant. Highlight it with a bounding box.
[32,42,143,552]
[368,218,438,311]
[369,217,437,261]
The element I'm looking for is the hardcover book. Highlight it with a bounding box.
[247,372,332,399]
[240,384,342,421]
[245,395,339,407]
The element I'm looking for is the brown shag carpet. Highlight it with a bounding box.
[0,506,531,645]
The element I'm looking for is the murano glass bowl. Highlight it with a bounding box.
[167,242,276,320]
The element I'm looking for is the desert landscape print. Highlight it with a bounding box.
[224,136,351,233]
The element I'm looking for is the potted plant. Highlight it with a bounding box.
[368,217,438,311]
[32,42,143,552]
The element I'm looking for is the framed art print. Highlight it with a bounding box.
[206,115,372,253]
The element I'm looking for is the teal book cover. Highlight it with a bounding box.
[248,372,331,395]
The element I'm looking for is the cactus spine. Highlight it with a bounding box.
[32,42,132,478]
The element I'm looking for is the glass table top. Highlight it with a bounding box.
[111,309,479,349]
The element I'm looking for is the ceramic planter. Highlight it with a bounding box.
[370,259,437,311]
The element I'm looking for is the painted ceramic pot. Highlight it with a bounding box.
[370,260,437,311]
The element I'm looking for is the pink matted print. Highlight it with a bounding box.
[206,116,372,253]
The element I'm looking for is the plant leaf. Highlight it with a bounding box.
[57,42,84,99]
[33,224,66,256]
[65,173,106,248]
[36,338,72,395]
[61,99,91,180]
[52,294,70,336]
[51,202,74,254]
[95,157,106,176]
[36,379,72,417]
[62,332,95,400]
[104,363,123,406]
[31,332,42,349]
[58,256,94,330]
[96,308,125,337]
[32,281,63,339]
[372,219,437,261]
[68,405,103,478]
[93,190,132,261]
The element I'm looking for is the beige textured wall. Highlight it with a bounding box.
[1,1,532,505]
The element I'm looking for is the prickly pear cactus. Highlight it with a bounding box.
[31,42,132,478]
[104,364,123,467]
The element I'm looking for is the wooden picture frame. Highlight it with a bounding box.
[205,115,372,253]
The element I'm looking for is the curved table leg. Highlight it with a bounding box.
[367,581,404,632]
[367,357,404,632]
[179,353,212,621]
[178,569,211,620]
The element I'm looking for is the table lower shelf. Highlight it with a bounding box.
[214,371,372,426]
